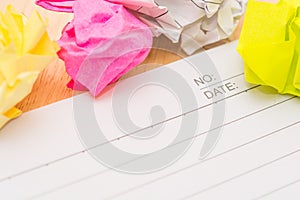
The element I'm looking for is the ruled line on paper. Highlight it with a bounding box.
[0,74,255,182]
[180,148,300,200]
[252,178,300,200]
[101,110,300,200]
[29,97,297,199]
[199,73,244,91]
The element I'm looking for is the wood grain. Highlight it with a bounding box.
[1,1,243,112]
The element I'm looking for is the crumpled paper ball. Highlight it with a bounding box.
[36,0,246,55]
[109,0,247,54]
[237,0,300,96]
[51,0,153,96]
[0,6,58,129]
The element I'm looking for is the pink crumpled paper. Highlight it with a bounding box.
[37,0,153,96]
[36,0,74,12]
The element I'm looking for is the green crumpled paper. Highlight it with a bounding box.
[237,0,300,96]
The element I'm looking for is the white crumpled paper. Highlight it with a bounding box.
[109,0,247,54]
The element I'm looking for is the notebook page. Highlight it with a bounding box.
[1,41,300,200]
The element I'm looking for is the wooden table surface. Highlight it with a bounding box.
[1,0,243,112]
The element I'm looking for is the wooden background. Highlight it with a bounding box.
[0,0,243,112]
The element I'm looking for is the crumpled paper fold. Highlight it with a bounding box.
[56,0,153,96]
[0,6,58,128]
[36,0,246,54]
[36,0,74,12]
[237,0,300,96]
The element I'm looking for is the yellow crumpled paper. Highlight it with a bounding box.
[0,6,58,129]
[237,0,300,96]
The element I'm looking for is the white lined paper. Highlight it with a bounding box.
[1,41,300,200]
